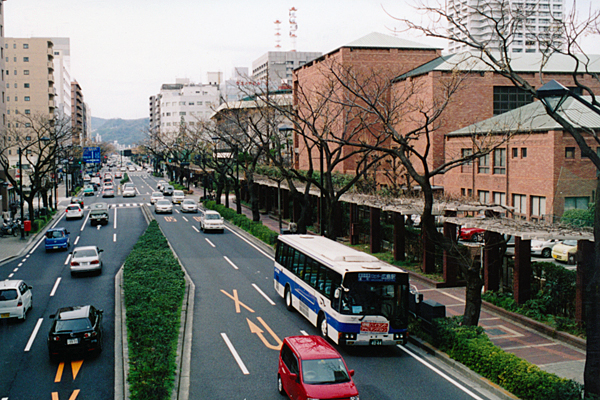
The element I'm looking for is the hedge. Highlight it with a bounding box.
[432,317,583,400]
[203,200,279,246]
[122,221,186,400]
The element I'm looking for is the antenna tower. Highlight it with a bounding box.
[274,20,282,49]
[289,7,297,52]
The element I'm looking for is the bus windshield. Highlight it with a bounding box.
[338,272,408,329]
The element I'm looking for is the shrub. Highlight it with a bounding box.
[123,221,185,400]
[120,173,130,185]
[561,204,593,227]
[433,317,583,400]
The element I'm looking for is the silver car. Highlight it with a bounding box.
[70,246,104,276]
[172,190,185,204]
[122,185,136,197]
[0,280,33,321]
[150,191,164,204]
[155,199,173,214]
[181,199,198,213]
[200,210,225,233]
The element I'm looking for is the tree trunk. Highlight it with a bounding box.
[584,177,600,398]
[248,178,260,222]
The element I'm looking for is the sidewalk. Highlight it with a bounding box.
[206,191,586,385]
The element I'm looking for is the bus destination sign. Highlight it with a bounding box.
[357,273,396,283]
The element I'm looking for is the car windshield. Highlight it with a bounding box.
[0,289,18,301]
[563,240,578,247]
[55,318,91,332]
[301,358,350,384]
[157,200,170,205]
[46,231,64,238]
[174,191,184,196]
[183,200,195,205]
[67,206,79,211]
[73,249,97,258]
[152,192,162,197]
[206,214,221,220]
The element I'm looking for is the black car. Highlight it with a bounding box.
[47,305,103,361]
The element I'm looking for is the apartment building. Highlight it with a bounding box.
[0,0,7,213]
[252,51,321,88]
[71,80,84,145]
[446,0,566,54]
[50,37,72,122]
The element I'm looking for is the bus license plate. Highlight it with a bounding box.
[370,339,383,345]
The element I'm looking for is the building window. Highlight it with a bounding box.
[24,96,30,101]
[493,192,506,205]
[24,83,29,88]
[493,148,506,174]
[531,196,546,216]
[461,148,473,173]
[23,57,29,62]
[179,112,186,116]
[478,190,490,204]
[188,102,194,106]
[565,147,575,159]
[23,70,29,75]
[521,148,527,158]
[25,109,30,114]
[493,86,534,115]
[197,101,203,105]
[512,148,518,158]
[478,153,490,173]
[166,112,171,116]
[564,197,589,210]
[513,194,527,214]
[25,123,31,128]
[179,101,185,106]
[23,43,29,49]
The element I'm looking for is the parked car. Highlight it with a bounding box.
[122,185,136,197]
[154,199,173,214]
[162,185,174,196]
[65,204,84,220]
[172,190,185,204]
[0,280,33,321]
[47,305,103,361]
[83,185,95,196]
[45,227,70,252]
[278,335,359,400]
[531,239,562,258]
[150,191,164,204]
[102,188,115,198]
[459,227,485,242]
[89,202,109,226]
[181,199,198,213]
[70,246,104,275]
[552,240,578,264]
[200,210,225,233]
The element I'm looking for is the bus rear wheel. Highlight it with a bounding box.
[318,313,328,338]
[284,286,293,311]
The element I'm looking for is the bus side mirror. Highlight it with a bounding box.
[334,288,341,299]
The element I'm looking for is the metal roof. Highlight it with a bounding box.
[343,32,441,50]
[396,51,600,80]
[447,96,600,136]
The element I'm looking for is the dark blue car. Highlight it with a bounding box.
[45,227,70,252]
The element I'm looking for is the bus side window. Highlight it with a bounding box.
[296,253,307,278]
[281,243,291,270]
[303,259,317,288]
[275,242,283,264]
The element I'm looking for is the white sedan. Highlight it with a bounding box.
[181,199,198,213]
[122,185,136,197]
[150,192,164,204]
[70,246,104,276]
[200,210,225,233]
[154,199,173,214]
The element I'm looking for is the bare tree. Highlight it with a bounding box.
[392,0,600,395]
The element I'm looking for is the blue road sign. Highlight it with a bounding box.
[83,147,101,164]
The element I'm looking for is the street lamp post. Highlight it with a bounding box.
[18,147,25,240]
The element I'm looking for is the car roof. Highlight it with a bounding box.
[48,227,68,232]
[55,305,91,320]
[205,210,220,215]
[284,335,341,360]
[91,202,108,209]
[0,279,23,289]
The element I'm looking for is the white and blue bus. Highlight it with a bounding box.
[274,234,409,346]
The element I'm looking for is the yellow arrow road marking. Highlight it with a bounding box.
[54,362,64,383]
[221,289,255,314]
[51,390,80,400]
[247,318,282,350]
[71,360,83,380]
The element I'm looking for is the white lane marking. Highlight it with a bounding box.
[223,256,239,270]
[50,278,61,296]
[398,345,485,400]
[252,283,276,306]
[17,263,22,267]
[192,226,199,233]
[182,216,188,222]
[13,268,18,272]
[30,236,45,254]
[205,238,216,248]
[24,318,44,352]
[8,273,13,278]
[25,254,30,258]
[225,227,274,261]
[221,333,249,375]
[114,207,118,229]
[114,233,117,242]
[300,330,309,336]
[97,224,101,230]
[81,212,91,231]
[21,259,26,262]
[74,236,80,246]
[64,254,72,266]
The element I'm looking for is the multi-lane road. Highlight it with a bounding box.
[1,170,503,400]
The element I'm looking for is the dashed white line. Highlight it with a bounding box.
[96,224,101,231]
[182,216,188,222]
[17,263,22,267]
[50,278,61,296]
[13,268,18,272]
[192,226,199,233]
[114,207,118,229]
[114,233,117,242]
[300,330,309,336]
[205,238,215,248]
[74,236,80,246]
[24,318,44,352]
[81,213,91,231]
[252,283,276,305]
[223,256,239,270]
[8,273,13,278]
[221,333,249,375]
[64,254,72,266]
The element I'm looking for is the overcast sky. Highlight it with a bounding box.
[4,0,597,120]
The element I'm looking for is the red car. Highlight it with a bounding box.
[459,227,485,242]
[278,335,359,400]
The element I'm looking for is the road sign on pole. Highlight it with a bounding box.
[83,147,101,164]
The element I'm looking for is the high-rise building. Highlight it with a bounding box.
[71,80,84,145]
[252,51,321,88]
[50,37,72,122]
[446,0,565,54]
[0,0,8,214]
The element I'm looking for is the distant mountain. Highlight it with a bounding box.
[91,117,149,146]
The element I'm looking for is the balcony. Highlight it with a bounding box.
[47,61,54,69]
[48,86,56,95]
[49,99,55,108]
[48,74,55,82]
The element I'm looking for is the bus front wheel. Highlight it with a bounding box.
[284,286,293,311]
[318,313,328,338]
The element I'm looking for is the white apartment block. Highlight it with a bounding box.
[447,0,565,54]
[150,77,221,141]
[252,51,321,88]
[50,37,72,123]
